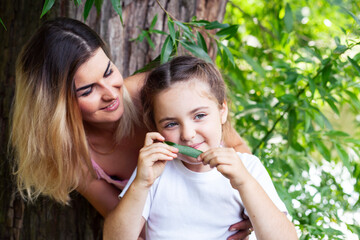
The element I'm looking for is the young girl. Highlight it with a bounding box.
[103,56,298,240]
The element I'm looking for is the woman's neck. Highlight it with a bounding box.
[83,121,118,139]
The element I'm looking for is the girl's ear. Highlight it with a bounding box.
[220,101,228,124]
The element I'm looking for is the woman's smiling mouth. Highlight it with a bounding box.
[102,98,120,111]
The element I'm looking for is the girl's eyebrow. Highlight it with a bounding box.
[103,61,111,77]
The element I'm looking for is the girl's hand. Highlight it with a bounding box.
[200,148,251,189]
[135,132,178,188]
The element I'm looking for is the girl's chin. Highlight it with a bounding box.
[177,154,203,165]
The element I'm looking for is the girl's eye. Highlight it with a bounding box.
[194,113,206,120]
[80,85,93,97]
[164,122,178,129]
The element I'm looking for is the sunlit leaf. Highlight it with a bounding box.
[348,56,360,76]
[335,143,351,172]
[242,53,266,77]
[341,7,360,26]
[284,3,293,32]
[315,141,331,161]
[40,0,55,18]
[279,94,297,104]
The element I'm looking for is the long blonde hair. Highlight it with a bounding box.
[10,18,138,204]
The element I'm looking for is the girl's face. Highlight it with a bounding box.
[153,79,228,163]
[74,48,124,126]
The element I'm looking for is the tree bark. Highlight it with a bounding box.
[0,0,227,239]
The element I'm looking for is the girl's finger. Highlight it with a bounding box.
[144,132,165,146]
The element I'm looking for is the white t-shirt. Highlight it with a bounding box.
[120,153,287,240]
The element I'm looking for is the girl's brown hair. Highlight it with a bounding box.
[141,56,231,133]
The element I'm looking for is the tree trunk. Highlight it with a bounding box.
[0,0,227,239]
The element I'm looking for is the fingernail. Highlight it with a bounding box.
[229,227,238,231]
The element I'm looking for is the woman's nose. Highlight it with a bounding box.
[180,125,196,142]
[101,84,117,101]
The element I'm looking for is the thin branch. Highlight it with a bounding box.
[155,0,180,22]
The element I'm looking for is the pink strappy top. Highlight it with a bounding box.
[91,159,129,190]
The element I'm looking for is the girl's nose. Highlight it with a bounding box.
[180,125,196,142]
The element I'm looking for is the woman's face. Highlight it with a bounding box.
[74,48,124,125]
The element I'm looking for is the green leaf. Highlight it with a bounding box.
[164,141,203,158]
[315,141,331,161]
[288,108,297,146]
[74,0,82,5]
[111,0,123,25]
[175,21,195,39]
[333,45,347,54]
[242,53,266,77]
[345,90,360,110]
[150,14,158,30]
[180,40,212,63]
[279,94,297,104]
[221,43,235,67]
[84,0,95,21]
[341,7,360,26]
[95,0,103,13]
[149,29,167,35]
[205,21,229,30]
[168,18,176,43]
[144,32,155,49]
[196,32,207,53]
[160,35,173,64]
[0,17,7,31]
[285,71,298,85]
[40,0,55,18]
[325,130,349,137]
[216,25,239,39]
[348,56,360,76]
[335,143,351,172]
[284,3,293,32]
[324,97,340,116]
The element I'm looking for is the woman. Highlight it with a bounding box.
[11,17,251,239]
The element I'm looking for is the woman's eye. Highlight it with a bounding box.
[104,68,113,78]
[194,113,206,120]
[80,85,93,97]
[164,122,178,128]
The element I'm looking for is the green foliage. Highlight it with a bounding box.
[37,0,360,238]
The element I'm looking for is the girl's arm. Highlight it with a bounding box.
[201,148,298,240]
[103,132,178,239]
